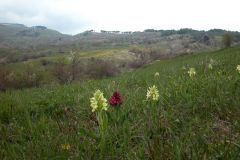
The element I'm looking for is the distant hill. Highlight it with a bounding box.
[0,23,240,65]
[0,23,71,49]
[1,23,240,50]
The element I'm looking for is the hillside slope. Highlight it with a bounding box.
[0,23,71,49]
[1,24,240,51]
[1,24,240,65]
[0,46,240,159]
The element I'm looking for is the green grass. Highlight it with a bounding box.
[0,46,240,159]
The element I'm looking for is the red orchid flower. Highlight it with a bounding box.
[108,91,123,106]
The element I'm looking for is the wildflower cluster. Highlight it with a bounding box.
[61,144,70,150]
[208,63,213,70]
[207,58,215,70]
[188,68,196,77]
[108,91,123,106]
[146,85,159,102]
[181,66,187,70]
[154,72,160,77]
[90,90,108,112]
[88,62,239,153]
[237,65,240,73]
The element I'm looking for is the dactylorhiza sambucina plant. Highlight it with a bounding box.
[90,90,108,112]
[208,63,213,70]
[154,72,160,84]
[90,90,108,152]
[188,67,196,78]
[108,91,123,122]
[146,85,160,114]
[145,85,160,138]
[108,91,123,107]
[154,72,160,77]
[61,144,71,151]
[146,85,160,117]
[146,85,159,103]
[236,65,240,74]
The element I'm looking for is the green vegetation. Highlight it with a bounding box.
[0,48,133,90]
[223,32,233,48]
[1,46,240,159]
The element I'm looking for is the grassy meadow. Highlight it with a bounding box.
[0,46,240,159]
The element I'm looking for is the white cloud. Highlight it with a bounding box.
[0,0,239,34]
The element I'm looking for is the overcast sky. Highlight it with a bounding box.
[0,0,239,34]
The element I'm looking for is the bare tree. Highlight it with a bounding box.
[69,51,79,81]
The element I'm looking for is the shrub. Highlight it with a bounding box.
[129,45,165,65]
[0,68,44,91]
[222,32,233,48]
[52,55,85,84]
[52,62,72,84]
[0,68,9,91]
[87,58,120,78]
[128,60,146,69]
[40,59,51,66]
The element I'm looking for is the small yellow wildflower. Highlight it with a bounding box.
[181,66,187,70]
[210,58,214,64]
[208,64,213,70]
[154,72,160,77]
[188,68,196,77]
[61,144,71,150]
[236,65,240,73]
[146,85,159,101]
[90,90,108,112]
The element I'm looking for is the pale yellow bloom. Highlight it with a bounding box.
[90,90,108,112]
[208,64,213,70]
[236,65,240,73]
[154,72,160,77]
[181,66,187,70]
[210,58,214,64]
[188,68,196,77]
[61,144,71,150]
[146,85,159,101]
